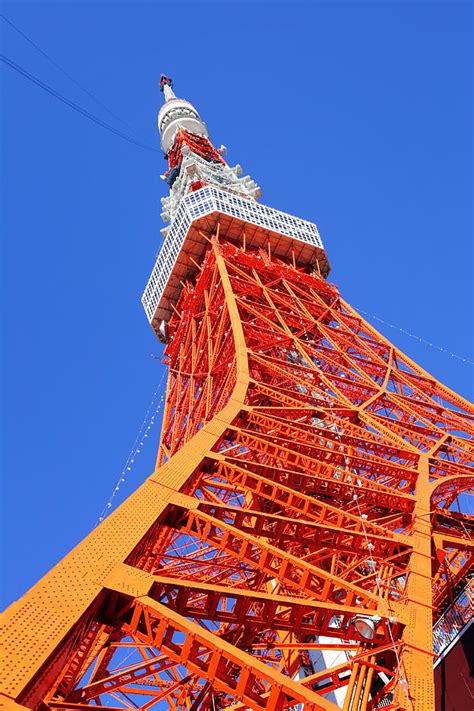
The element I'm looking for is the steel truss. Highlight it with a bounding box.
[1,231,473,711]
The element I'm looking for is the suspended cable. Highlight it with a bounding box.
[96,369,167,526]
[0,12,132,129]
[1,53,160,153]
[355,306,474,366]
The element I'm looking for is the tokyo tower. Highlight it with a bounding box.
[1,75,473,711]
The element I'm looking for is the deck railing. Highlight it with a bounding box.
[432,581,473,658]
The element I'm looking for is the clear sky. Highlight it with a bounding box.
[1,1,472,608]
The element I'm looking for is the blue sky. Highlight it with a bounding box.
[1,1,472,607]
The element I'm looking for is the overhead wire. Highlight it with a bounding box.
[354,306,474,366]
[1,53,160,153]
[0,12,132,129]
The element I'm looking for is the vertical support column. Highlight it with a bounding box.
[398,454,434,710]
[213,237,249,385]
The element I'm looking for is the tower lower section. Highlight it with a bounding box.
[1,227,473,711]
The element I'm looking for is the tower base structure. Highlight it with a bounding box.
[1,226,473,711]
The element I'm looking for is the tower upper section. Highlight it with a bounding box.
[142,76,330,340]
[158,75,210,154]
[157,75,262,226]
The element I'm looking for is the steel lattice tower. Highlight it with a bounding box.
[1,76,473,711]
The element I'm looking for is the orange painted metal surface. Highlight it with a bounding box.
[1,233,473,710]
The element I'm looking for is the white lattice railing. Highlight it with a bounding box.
[433,581,473,658]
[142,186,324,325]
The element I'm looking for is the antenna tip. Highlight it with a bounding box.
[160,75,173,92]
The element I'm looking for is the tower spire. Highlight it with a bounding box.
[157,74,210,155]
[159,74,176,102]
[157,74,261,225]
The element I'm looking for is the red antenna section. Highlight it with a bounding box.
[165,128,226,188]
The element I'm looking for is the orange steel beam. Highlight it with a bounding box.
[1,232,473,711]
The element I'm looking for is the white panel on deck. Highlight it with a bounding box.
[141,186,329,334]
